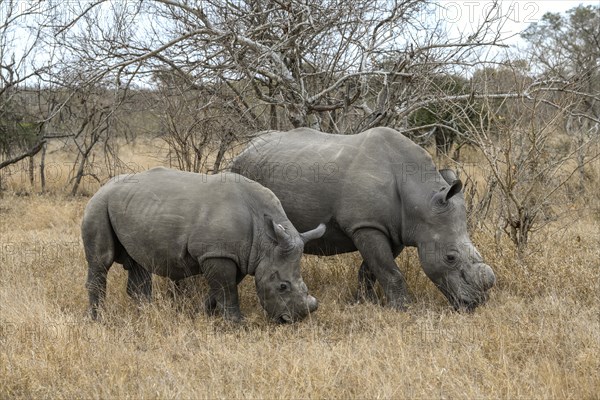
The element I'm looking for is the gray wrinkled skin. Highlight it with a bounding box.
[231,127,496,311]
[81,167,325,323]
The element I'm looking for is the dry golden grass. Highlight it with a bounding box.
[1,141,599,399]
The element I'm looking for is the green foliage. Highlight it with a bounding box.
[407,74,483,155]
[521,4,599,145]
[521,4,599,74]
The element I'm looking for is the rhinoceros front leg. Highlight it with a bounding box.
[125,258,152,302]
[356,261,378,303]
[352,229,411,310]
[202,258,243,323]
[356,244,405,304]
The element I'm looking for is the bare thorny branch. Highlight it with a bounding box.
[2,0,598,208]
[39,0,521,131]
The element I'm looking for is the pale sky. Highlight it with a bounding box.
[3,0,597,84]
[437,0,598,43]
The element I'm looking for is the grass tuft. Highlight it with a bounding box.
[1,141,598,398]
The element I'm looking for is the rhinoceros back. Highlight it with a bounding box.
[83,167,283,278]
[231,127,436,255]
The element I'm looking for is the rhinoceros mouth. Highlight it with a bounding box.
[437,282,487,312]
[452,290,490,312]
[275,314,293,324]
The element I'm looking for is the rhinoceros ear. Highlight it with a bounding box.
[299,223,326,244]
[439,169,458,185]
[433,179,463,204]
[446,179,462,201]
[264,214,295,249]
[444,179,463,202]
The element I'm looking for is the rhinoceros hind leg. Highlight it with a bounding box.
[202,258,243,323]
[86,263,111,321]
[352,229,411,310]
[204,293,218,314]
[125,258,152,302]
[356,261,379,304]
[83,215,117,321]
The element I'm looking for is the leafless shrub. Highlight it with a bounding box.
[457,69,599,252]
[152,70,255,173]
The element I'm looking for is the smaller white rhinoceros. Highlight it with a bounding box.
[81,167,325,323]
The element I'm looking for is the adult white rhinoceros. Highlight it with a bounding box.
[81,167,325,323]
[231,127,496,311]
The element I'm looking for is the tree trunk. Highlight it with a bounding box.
[70,155,87,196]
[40,142,47,193]
[576,135,586,194]
[212,131,234,174]
[269,85,278,130]
[28,156,35,187]
[71,136,100,196]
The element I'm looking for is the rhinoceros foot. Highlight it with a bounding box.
[354,287,381,305]
[385,288,415,311]
[204,295,244,323]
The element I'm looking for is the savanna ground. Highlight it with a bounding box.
[0,138,599,399]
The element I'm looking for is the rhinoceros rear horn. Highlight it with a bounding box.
[264,214,295,249]
[299,223,326,244]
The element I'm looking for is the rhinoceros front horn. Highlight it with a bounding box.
[479,263,496,291]
[299,223,326,244]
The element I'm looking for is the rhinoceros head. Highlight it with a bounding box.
[255,216,325,323]
[415,170,496,311]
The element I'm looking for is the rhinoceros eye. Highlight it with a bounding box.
[279,282,289,292]
[445,254,458,264]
